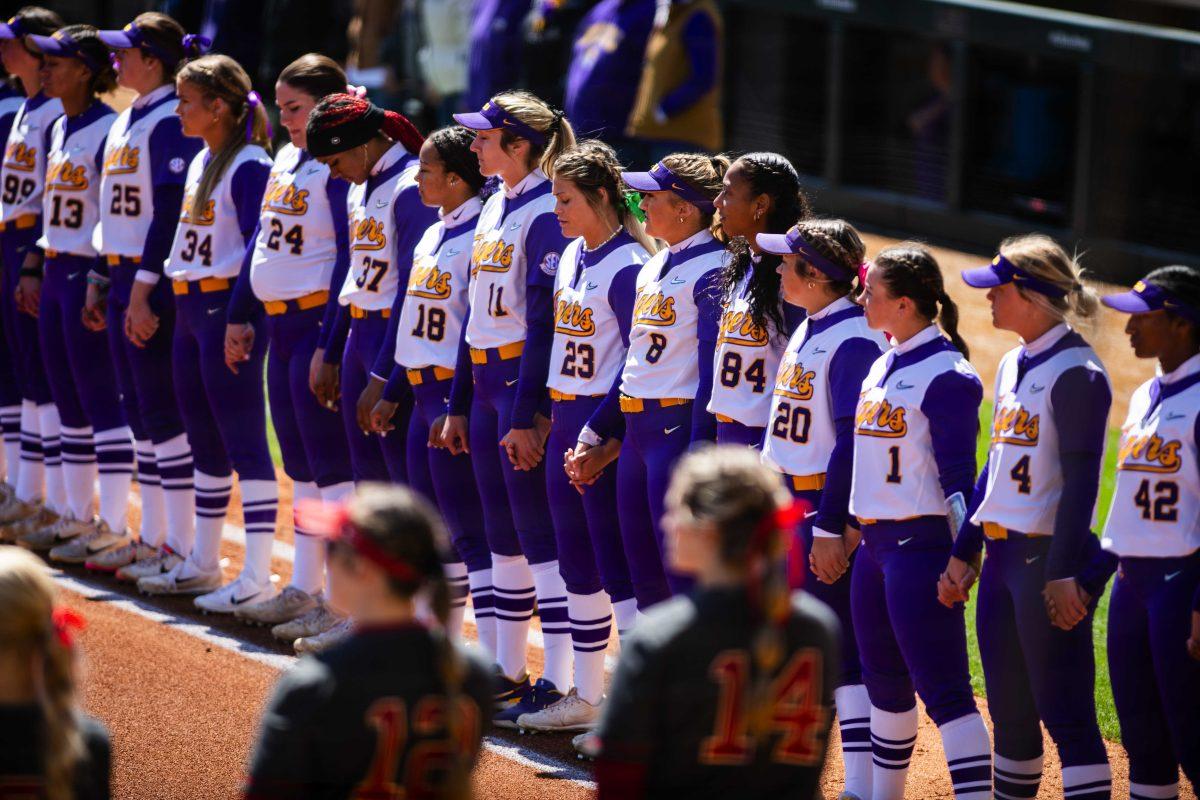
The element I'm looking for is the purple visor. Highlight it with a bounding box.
[757,225,854,280]
[0,16,28,39]
[622,162,716,213]
[28,30,105,72]
[98,23,179,65]
[1102,280,1200,323]
[453,100,547,146]
[961,253,1069,299]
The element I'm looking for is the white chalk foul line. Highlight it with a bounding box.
[51,568,597,790]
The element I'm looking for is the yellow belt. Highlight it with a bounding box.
[172,277,230,295]
[619,395,689,413]
[983,521,1048,540]
[550,389,605,402]
[469,341,524,365]
[106,254,142,266]
[349,304,391,319]
[0,214,36,232]
[788,473,827,492]
[406,366,455,386]
[263,290,329,316]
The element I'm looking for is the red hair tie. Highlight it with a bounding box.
[51,606,86,650]
[296,499,419,582]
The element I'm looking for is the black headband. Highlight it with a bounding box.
[306,102,386,158]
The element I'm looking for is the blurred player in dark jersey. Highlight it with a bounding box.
[243,484,492,799]
[594,445,838,799]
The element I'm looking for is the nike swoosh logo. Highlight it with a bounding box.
[810,346,827,354]
[509,222,523,231]
[375,199,389,208]
[896,381,914,390]
[664,426,681,435]
[445,249,461,257]
[67,271,82,280]
[86,543,112,555]
[585,282,599,290]
[207,307,223,315]
[505,379,518,387]
[1165,570,1182,581]
[230,593,259,605]
[1025,556,1040,565]
[669,276,687,285]
[898,537,913,546]
[1029,384,1046,394]
[1166,413,1186,421]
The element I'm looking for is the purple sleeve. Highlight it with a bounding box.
[447,316,474,416]
[1046,366,1112,582]
[608,264,640,346]
[317,177,351,350]
[920,369,984,501]
[227,222,262,324]
[137,119,198,282]
[658,10,718,118]
[812,337,884,534]
[950,464,989,562]
[369,185,438,379]
[524,212,570,290]
[383,362,413,404]
[322,307,350,366]
[689,268,723,443]
[231,159,270,245]
[512,284,554,428]
[783,302,806,336]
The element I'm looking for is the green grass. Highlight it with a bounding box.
[964,400,1123,740]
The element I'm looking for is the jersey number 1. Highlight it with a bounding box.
[699,648,826,767]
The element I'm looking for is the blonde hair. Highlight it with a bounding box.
[0,549,83,800]
[552,140,658,254]
[491,90,576,177]
[999,233,1100,322]
[176,54,272,214]
[660,152,730,241]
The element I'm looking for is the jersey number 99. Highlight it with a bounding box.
[1,174,35,204]
[699,648,826,767]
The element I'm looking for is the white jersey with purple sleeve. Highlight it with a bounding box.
[1102,354,1200,557]
[850,325,983,521]
[619,229,726,400]
[0,88,23,149]
[95,85,189,256]
[37,103,116,257]
[707,270,792,426]
[548,232,649,396]
[762,298,887,476]
[0,92,62,224]
[165,145,272,281]
[465,168,563,349]
[250,144,344,301]
[338,143,417,311]
[394,196,482,371]
[971,324,1110,535]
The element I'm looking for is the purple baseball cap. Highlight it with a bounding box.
[98,23,179,64]
[961,253,1070,298]
[453,100,547,146]
[1102,280,1200,323]
[28,30,106,72]
[0,16,28,39]
[621,161,716,213]
[757,225,855,280]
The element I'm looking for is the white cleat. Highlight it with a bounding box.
[271,600,338,642]
[50,521,130,564]
[234,585,318,626]
[571,730,601,760]
[517,689,602,733]
[194,576,277,615]
[19,515,93,551]
[116,547,183,582]
[137,559,222,596]
[86,538,158,572]
[0,493,38,524]
[0,505,53,543]
[293,618,352,655]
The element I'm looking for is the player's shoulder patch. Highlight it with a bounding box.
[169,156,187,174]
[540,251,560,277]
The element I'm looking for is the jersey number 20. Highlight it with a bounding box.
[699,648,826,767]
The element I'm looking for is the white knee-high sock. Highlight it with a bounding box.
[530,560,571,690]
[612,597,638,642]
[94,426,134,533]
[871,705,919,800]
[1061,763,1112,800]
[491,553,535,680]
[290,481,324,594]
[568,590,611,705]
[134,440,166,547]
[1,403,21,486]
[191,470,232,571]
[835,684,873,799]
[39,404,65,513]
[444,561,469,640]
[993,753,1043,800]
[239,478,278,587]
[467,567,497,658]
[60,425,96,522]
[939,713,992,799]
[15,401,43,504]
[155,434,194,555]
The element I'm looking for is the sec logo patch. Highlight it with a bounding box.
[169,157,187,174]
[540,251,560,277]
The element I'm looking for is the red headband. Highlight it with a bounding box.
[51,606,85,650]
[296,499,419,582]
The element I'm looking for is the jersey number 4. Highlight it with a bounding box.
[699,648,826,767]
[353,695,481,800]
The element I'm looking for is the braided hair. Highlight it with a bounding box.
[788,218,866,299]
[428,126,486,195]
[305,92,425,157]
[719,153,812,340]
[552,139,657,253]
[875,244,970,358]
[660,151,730,242]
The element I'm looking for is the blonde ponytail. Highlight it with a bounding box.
[999,233,1100,323]
[490,91,576,178]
